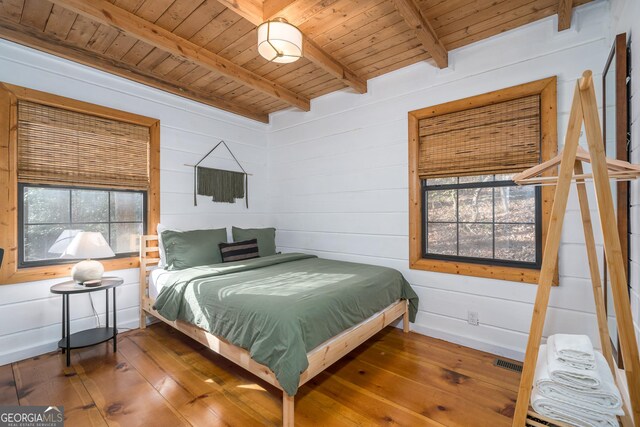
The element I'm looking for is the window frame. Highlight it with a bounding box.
[421,177,543,270]
[0,82,160,285]
[408,77,558,284]
[17,183,148,268]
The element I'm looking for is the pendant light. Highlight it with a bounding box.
[257,18,303,64]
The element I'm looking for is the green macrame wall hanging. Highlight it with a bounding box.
[191,140,249,208]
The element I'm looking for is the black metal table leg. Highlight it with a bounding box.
[105,288,109,328]
[113,288,117,353]
[61,294,66,354]
[65,294,70,367]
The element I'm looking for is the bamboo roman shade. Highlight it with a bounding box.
[418,95,541,179]
[17,101,150,190]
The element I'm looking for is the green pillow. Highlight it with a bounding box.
[232,227,276,257]
[162,228,227,270]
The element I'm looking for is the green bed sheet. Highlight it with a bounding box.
[153,253,419,396]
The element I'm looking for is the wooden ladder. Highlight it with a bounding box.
[511,71,640,427]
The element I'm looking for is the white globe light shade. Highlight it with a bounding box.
[257,19,303,64]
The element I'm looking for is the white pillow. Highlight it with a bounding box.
[156,224,169,268]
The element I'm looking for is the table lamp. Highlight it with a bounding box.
[48,229,82,255]
[61,232,115,284]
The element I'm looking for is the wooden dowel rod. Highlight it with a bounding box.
[517,171,640,182]
[516,173,640,185]
[517,179,639,187]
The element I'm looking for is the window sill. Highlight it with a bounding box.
[409,257,558,285]
[0,257,139,285]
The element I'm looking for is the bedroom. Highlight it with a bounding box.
[0,0,638,426]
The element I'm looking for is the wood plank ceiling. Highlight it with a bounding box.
[0,0,593,123]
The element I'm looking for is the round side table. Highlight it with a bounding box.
[50,277,123,366]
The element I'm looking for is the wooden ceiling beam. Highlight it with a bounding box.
[215,0,263,26]
[216,0,367,93]
[389,0,448,69]
[557,0,573,31]
[263,0,325,22]
[49,0,310,111]
[262,0,297,20]
[0,16,269,123]
[302,38,367,93]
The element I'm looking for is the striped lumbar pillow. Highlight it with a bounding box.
[219,239,260,262]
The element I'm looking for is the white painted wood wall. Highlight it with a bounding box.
[267,0,616,360]
[1,0,637,365]
[0,39,270,364]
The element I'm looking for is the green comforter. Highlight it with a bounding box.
[153,253,418,396]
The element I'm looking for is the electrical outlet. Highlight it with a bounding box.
[467,311,479,326]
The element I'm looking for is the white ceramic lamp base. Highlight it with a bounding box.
[72,259,104,283]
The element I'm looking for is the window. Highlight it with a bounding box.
[423,175,541,268]
[19,185,146,267]
[408,77,557,284]
[0,82,159,284]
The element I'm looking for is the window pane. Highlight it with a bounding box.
[427,189,457,222]
[459,224,493,258]
[458,187,493,222]
[459,175,494,184]
[110,222,143,253]
[110,192,143,222]
[422,176,539,266]
[495,224,536,262]
[425,177,457,186]
[81,223,110,238]
[494,186,536,223]
[21,186,146,266]
[47,225,109,256]
[495,173,516,181]
[72,189,109,223]
[426,223,457,256]
[24,224,67,262]
[24,187,70,224]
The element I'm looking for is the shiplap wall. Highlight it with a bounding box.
[267,1,612,360]
[610,0,640,349]
[0,39,269,365]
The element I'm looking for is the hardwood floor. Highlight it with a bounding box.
[0,324,521,426]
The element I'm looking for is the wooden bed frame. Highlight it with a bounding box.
[138,235,410,426]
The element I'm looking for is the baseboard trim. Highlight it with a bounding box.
[409,323,526,361]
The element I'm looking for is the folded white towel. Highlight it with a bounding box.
[535,346,624,415]
[549,334,596,369]
[532,387,620,427]
[547,340,601,389]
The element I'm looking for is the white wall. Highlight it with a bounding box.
[610,0,640,348]
[0,39,270,365]
[267,1,612,360]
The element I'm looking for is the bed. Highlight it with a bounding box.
[138,235,418,426]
